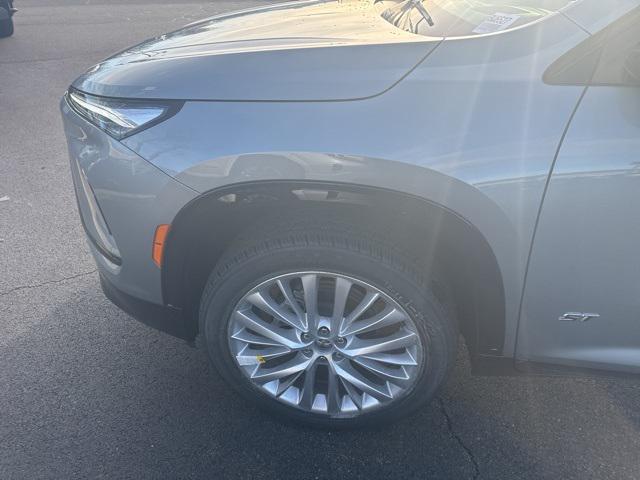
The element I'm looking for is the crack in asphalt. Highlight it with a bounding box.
[0,269,98,297]
[438,397,481,480]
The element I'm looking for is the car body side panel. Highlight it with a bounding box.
[123,13,587,355]
[517,86,640,373]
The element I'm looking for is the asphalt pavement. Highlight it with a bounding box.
[1,1,639,479]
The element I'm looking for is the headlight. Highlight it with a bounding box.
[66,89,182,139]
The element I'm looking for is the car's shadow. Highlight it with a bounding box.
[4,279,638,479]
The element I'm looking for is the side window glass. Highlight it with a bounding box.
[544,7,640,87]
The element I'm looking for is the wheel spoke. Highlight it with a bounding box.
[250,354,311,382]
[275,371,304,396]
[300,274,319,331]
[341,329,418,357]
[332,359,393,400]
[276,279,307,328]
[331,277,352,333]
[327,362,342,414]
[340,306,407,336]
[299,360,318,410]
[245,290,306,331]
[339,290,379,334]
[235,344,291,366]
[351,356,411,383]
[231,328,284,347]
[340,378,363,410]
[360,350,418,366]
[233,309,303,349]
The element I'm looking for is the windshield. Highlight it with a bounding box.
[377,0,575,37]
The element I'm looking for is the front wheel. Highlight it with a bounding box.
[199,219,457,428]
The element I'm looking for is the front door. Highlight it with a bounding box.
[517,8,640,373]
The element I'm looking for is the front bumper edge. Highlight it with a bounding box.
[100,273,193,341]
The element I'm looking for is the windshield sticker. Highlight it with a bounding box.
[472,13,521,34]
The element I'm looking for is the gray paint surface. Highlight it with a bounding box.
[71,0,441,101]
[518,86,640,372]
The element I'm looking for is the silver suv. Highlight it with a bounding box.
[61,0,640,428]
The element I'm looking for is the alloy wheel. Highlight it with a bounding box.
[228,271,424,417]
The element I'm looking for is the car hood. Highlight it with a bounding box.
[71,0,441,101]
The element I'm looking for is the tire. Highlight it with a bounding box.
[199,216,457,428]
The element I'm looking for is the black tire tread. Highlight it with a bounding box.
[201,214,445,323]
[199,214,458,427]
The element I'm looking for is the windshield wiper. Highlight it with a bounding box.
[410,0,434,27]
[379,0,435,33]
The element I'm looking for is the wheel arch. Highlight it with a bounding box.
[162,180,509,361]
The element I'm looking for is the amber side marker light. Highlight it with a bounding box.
[152,224,171,267]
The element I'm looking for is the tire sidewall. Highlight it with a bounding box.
[200,242,455,428]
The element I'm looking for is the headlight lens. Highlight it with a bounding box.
[66,89,182,139]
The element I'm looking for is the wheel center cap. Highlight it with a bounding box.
[315,338,332,350]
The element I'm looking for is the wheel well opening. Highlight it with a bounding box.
[162,182,505,356]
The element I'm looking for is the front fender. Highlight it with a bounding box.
[160,153,522,355]
[121,13,588,355]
